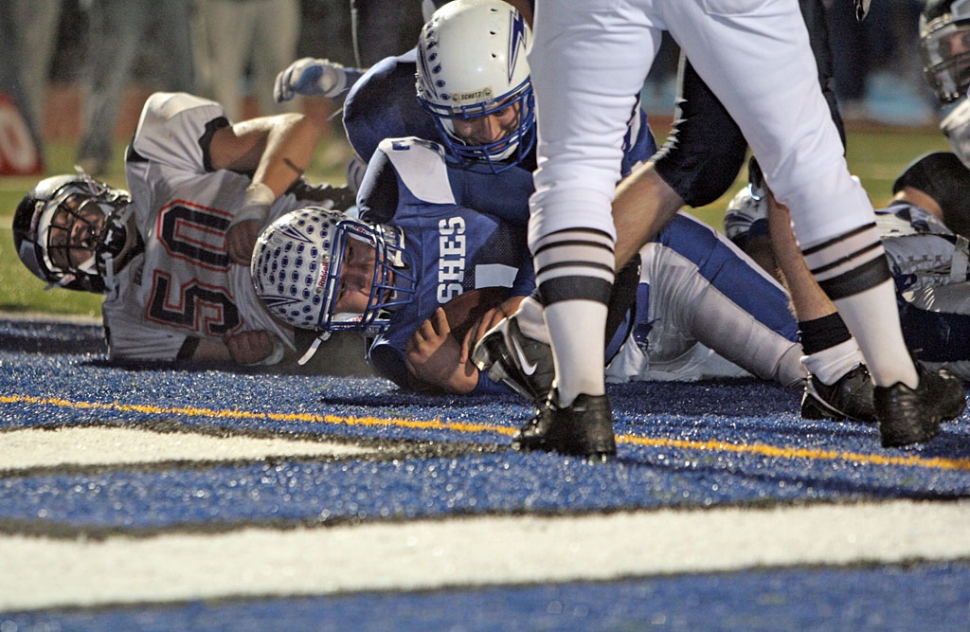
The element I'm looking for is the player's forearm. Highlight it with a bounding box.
[612,161,684,269]
[251,114,324,196]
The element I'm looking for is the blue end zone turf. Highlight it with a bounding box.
[1,317,969,630]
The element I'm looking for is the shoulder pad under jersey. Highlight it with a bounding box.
[377,137,457,206]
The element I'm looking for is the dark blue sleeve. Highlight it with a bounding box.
[366,338,410,389]
[620,107,658,177]
[899,295,970,365]
[356,148,399,224]
[342,50,440,163]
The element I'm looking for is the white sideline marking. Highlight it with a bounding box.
[0,427,377,471]
[2,500,969,611]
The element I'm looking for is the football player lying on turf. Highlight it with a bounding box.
[726,150,970,384]
[13,92,354,366]
[252,137,810,396]
[269,0,877,414]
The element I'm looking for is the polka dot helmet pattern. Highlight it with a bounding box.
[251,207,416,336]
[252,207,341,330]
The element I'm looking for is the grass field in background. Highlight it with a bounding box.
[0,126,950,318]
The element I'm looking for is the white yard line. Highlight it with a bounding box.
[2,499,969,611]
[0,427,377,471]
[0,310,101,325]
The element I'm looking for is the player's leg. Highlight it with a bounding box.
[252,0,301,116]
[77,0,152,174]
[613,54,748,270]
[662,1,904,381]
[154,0,196,95]
[526,0,661,456]
[765,195,876,421]
[644,213,805,387]
[724,186,877,421]
[662,0,963,445]
[196,0,252,121]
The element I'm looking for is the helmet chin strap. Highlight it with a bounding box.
[46,274,77,291]
[101,252,117,291]
[96,203,136,291]
[298,331,332,366]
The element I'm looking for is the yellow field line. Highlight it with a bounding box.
[0,394,513,437]
[617,435,970,472]
[4,394,970,472]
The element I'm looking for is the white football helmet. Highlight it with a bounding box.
[251,207,415,337]
[415,0,534,173]
[920,0,970,104]
[723,185,770,251]
[13,173,133,293]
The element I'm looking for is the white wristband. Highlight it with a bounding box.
[231,182,275,227]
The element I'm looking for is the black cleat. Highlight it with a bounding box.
[801,364,876,423]
[874,362,966,448]
[472,314,555,404]
[512,393,617,459]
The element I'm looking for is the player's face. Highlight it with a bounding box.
[451,100,520,147]
[47,194,107,270]
[940,28,970,90]
[941,28,970,57]
[332,236,379,314]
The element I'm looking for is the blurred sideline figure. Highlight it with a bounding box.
[193,0,301,122]
[76,0,196,177]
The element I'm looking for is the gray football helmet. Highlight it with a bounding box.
[921,0,970,103]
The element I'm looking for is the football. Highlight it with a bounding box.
[440,286,507,341]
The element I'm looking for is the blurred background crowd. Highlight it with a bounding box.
[0,0,942,177]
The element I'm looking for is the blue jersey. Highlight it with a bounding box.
[342,48,657,182]
[343,50,437,165]
[344,47,658,390]
[358,138,803,391]
[361,138,534,391]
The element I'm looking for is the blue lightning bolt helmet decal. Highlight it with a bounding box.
[508,11,527,84]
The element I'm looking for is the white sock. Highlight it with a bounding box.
[833,281,918,389]
[544,300,608,406]
[801,338,866,385]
